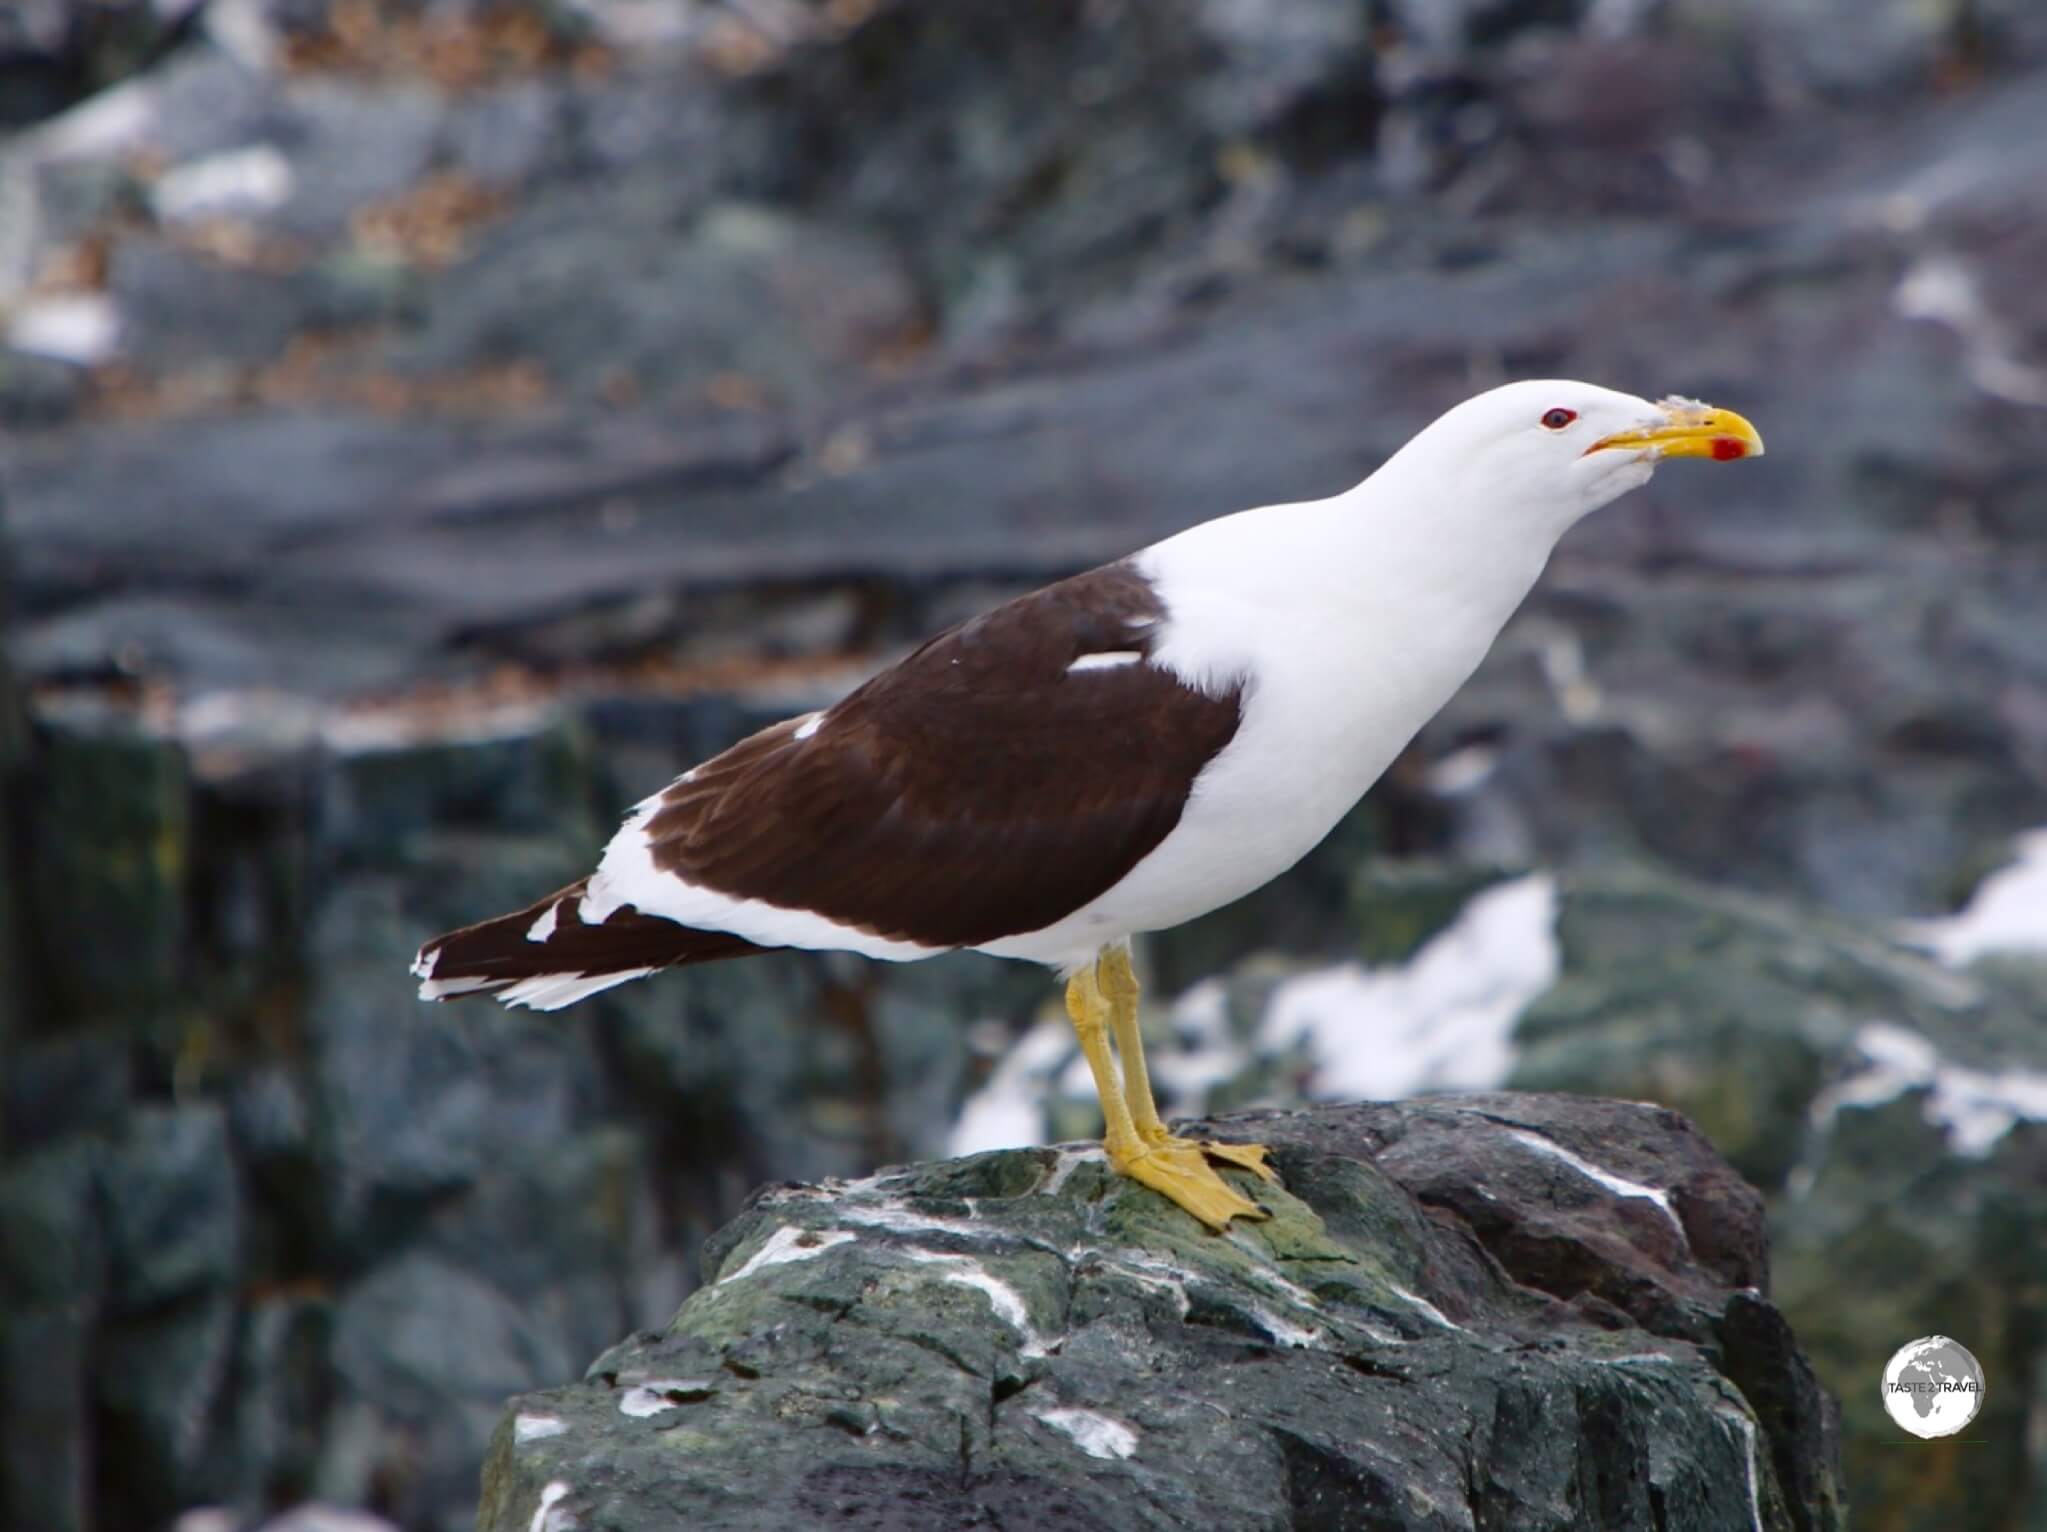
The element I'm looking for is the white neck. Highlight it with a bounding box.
[1102,477,1560,933]
[1140,475,1558,692]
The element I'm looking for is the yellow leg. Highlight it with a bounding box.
[1097,946,1278,1184]
[1096,944,1169,1142]
[1064,965,1263,1230]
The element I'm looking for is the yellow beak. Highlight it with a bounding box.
[1588,397,1765,462]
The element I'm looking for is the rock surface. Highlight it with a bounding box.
[5,2,2047,1530]
[969,859,2047,1531]
[0,486,27,1039]
[0,695,1056,1532]
[480,1096,1840,1531]
[8,49,2047,918]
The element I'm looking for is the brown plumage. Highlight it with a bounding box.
[414,561,1244,998]
[415,878,765,998]
[641,561,1244,948]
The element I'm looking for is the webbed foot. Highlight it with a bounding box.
[1109,1136,1268,1231]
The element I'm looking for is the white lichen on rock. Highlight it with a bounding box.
[1032,1407,1139,1460]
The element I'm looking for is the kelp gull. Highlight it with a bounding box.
[414,380,1764,1228]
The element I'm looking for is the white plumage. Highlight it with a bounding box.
[412,378,1764,1229]
[417,380,1762,1004]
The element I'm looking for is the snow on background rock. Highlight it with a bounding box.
[1256,874,1559,1100]
[1901,828,2047,968]
[1807,1021,2047,1161]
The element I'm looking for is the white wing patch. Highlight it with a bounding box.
[526,901,561,943]
[793,712,824,740]
[1067,651,1143,673]
[578,792,946,964]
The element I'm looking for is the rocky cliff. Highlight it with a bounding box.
[5,2,2047,1530]
[480,1096,1841,1532]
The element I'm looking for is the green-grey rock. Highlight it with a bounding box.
[480,1097,1842,1531]
[99,1104,241,1310]
[0,1306,91,1532]
[0,484,30,1047]
[17,710,191,1022]
[1500,865,2047,1530]
[958,858,2047,1531]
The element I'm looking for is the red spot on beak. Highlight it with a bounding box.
[1710,437,1747,461]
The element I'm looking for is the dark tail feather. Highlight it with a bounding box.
[412,879,764,1010]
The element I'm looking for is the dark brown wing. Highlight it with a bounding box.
[415,878,766,1000]
[641,561,1245,949]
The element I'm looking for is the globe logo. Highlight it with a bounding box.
[1881,1336,1985,1438]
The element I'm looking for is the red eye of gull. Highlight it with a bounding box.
[1540,408,1577,431]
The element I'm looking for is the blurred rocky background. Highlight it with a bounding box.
[2,0,2045,1528]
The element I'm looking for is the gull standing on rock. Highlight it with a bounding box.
[413,380,1764,1229]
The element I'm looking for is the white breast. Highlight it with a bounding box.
[977,493,1550,972]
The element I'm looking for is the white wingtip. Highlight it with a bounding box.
[417,974,502,1001]
[495,967,659,1012]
